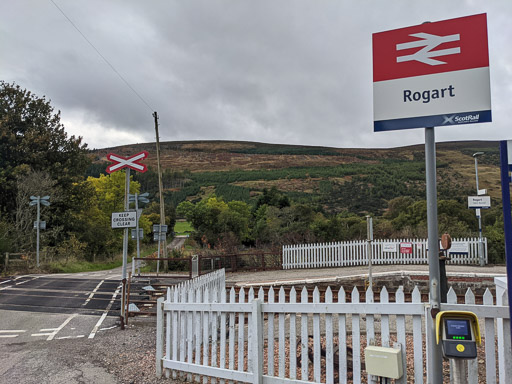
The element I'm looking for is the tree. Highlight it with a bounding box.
[0,81,90,238]
[176,201,195,219]
[255,187,290,210]
[74,172,142,260]
[13,170,60,252]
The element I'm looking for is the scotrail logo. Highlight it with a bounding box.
[396,32,461,66]
[442,114,480,125]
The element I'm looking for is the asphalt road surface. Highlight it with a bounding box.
[0,273,122,344]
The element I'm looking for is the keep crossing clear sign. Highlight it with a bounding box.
[111,211,137,228]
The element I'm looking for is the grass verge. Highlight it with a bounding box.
[46,259,123,274]
[174,221,193,235]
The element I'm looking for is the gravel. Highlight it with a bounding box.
[0,317,180,384]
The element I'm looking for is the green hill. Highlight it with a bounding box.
[91,140,501,215]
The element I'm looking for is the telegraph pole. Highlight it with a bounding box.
[153,112,167,271]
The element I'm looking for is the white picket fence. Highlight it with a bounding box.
[156,269,510,384]
[282,237,488,269]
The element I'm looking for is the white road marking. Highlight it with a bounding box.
[81,279,105,306]
[0,330,25,338]
[39,328,58,332]
[47,313,78,341]
[99,325,117,331]
[32,333,53,337]
[0,279,12,285]
[2,276,41,290]
[15,276,39,285]
[56,334,85,340]
[13,275,30,280]
[88,285,120,339]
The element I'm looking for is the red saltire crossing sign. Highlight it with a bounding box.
[106,151,149,174]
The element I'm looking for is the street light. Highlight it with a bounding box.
[472,152,485,266]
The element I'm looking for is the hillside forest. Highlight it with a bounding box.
[0,82,508,272]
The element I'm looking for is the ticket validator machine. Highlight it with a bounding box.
[436,311,481,383]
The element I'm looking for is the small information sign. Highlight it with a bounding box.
[468,196,491,209]
[400,242,413,254]
[448,241,469,254]
[112,211,137,228]
[382,243,398,253]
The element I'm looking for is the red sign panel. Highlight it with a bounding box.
[106,151,149,174]
[373,13,489,82]
[400,242,413,254]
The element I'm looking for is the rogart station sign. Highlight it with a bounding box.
[373,13,491,132]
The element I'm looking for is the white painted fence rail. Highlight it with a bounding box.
[156,270,509,384]
[282,237,488,269]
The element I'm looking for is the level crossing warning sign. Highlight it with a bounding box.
[106,151,149,174]
[373,13,491,132]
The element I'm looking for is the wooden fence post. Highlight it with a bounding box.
[251,299,263,384]
[156,297,165,378]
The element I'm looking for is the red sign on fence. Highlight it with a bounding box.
[400,242,413,254]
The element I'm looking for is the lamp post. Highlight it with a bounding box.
[473,152,485,266]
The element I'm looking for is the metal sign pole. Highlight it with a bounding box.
[121,168,130,325]
[473,153,485,266]
[157,224,161,275]
[499,140,512,341]
[36,197,40,268]
[135,193,140,263]
[425,127,443,383]
[366,215,373,290]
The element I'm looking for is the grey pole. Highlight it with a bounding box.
[122,168,130,280]
[134,193,140,276]
[473,152,485,266]
[135,193,140,258]
[425,127,443,383]
[366,215,373,290]
[121,168,130,323]
[156,224,161,275]
[36,197,40,268]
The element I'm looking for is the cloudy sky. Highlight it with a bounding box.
[2,1,511,150]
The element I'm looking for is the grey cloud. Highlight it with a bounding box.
[1,1,511,149]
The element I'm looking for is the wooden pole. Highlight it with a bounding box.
[153,112,168,270]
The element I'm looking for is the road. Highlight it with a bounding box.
[0,272,122,344]
[0,267,174,383]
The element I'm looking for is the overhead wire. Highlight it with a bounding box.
[49,0,155,113]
